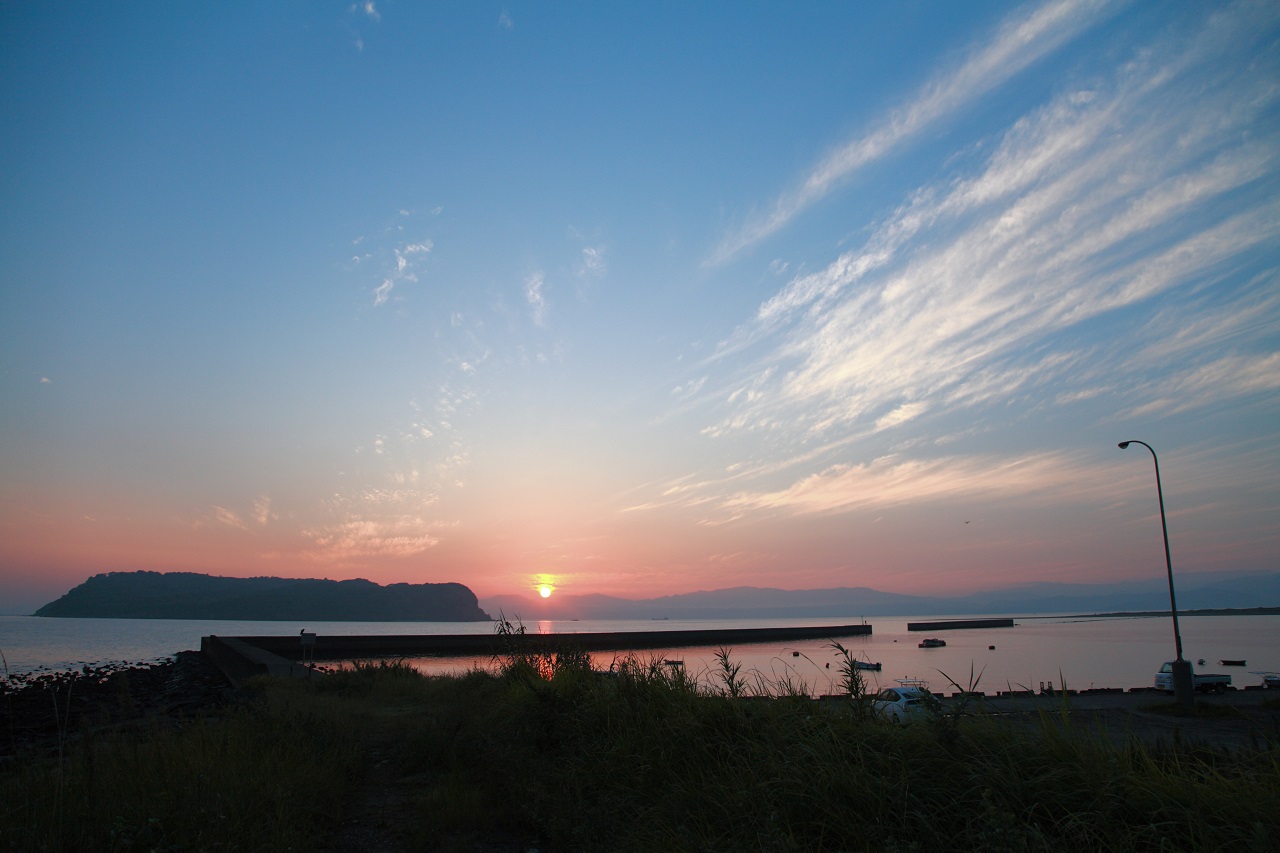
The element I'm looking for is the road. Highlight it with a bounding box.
[966,687,1279,752]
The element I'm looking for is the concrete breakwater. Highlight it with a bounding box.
[214,622,872,660]
[906,618,1014,631]
[203,623,872,684]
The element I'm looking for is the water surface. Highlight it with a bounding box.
[4,612,1275,694]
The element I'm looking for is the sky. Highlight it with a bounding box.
[2,1,1278,613]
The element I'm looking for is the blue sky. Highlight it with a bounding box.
[2,1,1278,612]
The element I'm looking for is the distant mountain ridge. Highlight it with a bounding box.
[36,571,491,622]
[480,570,1280,621]
[35,569,1279,622]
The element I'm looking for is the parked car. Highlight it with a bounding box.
[872,683,936,723]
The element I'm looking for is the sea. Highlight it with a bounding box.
[2,612,1277,696]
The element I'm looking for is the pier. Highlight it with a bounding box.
[906,618,1014,631]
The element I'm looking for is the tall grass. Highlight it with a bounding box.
[0,700,362,851]
[3,642,1277,851]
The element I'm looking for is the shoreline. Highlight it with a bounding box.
[1017,606,1280,619]
[4,652,1275,759]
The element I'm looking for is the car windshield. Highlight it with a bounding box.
[1159,663,1173,673]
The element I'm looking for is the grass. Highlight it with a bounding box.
[1141,699,1250,719]
[2,647,1278,851]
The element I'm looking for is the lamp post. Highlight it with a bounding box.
[1118,440,1193,707]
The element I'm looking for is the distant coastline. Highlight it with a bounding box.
[480,572,1280,621]
[1021,607,1280,619]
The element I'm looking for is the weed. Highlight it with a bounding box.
[713,646,745,698]
[828,640,875,720]
[931,662,986,746]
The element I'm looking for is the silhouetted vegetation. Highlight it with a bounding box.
[3,642,1278,851]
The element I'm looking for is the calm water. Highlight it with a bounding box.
[2,613,1277,695]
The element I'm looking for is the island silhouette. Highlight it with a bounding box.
[35,571,490,622]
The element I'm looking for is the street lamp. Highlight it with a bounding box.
[1118,440,1193,707]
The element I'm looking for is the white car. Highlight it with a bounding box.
[872,685,936,723]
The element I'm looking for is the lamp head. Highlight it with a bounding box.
[1118,441,1131,449]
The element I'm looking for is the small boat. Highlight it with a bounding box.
[918,638,946,648]
[1220,659,1246,667]
[854,660,882,671]
[1251,671,1280,689]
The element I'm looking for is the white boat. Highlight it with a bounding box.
[1250,671,1279,689]
[854,660,882,671]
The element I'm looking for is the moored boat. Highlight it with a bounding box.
[1220,659,1246,666]
[854,660,882,671]
[918,638,946,648]
[1250,671,1279,689]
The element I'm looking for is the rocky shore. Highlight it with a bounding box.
[1,650,234,759]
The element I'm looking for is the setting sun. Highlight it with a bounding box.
[538,584,553,598]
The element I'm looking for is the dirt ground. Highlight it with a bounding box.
[974,688,1280,752]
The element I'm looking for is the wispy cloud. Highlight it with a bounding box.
[208,495,274,532]
[372,238,433,306]
[1126,353,1280,418]
[672,1,1280,524]
[347,1,381,52]
[252,495,273,526]
[302,519,440,562]
[300,482,448,563]
[524,271,547,325]
[707,0,1118,265]
[875,403,928,431]
[706,5,1279,443]
[211,506,247,531]
[579,245,606,277]
[722,452,1109,516]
